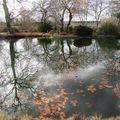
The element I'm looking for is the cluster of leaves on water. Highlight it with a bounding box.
[34,86,68,119]
[32,68,120,119]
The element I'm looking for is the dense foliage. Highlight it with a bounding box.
[97,21,119,35]
[74,25,93,36]
[38,22,52,32]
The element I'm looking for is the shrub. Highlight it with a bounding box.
[97,21,119,35]
[37,22,52,32]
[73,25,93,36]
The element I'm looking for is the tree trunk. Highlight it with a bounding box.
[96,21,99,28]
[60,9,66,32]
[66,9,72,33]
[60,17,64,32]
[41,10,47,23]
[3,0,12,33]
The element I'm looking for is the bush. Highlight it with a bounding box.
[73,25,93,36]
[37,22,52,32]
[97,21,119,35]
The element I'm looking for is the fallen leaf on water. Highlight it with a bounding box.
[86,84,96,93]
[71,100,78,107]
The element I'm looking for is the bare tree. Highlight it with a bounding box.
[88,0,109,28]
[49,0,79,32]
[18,8,35,32]
[61,0,74,33]
[32,0,81,32]
[59,0,80,32]
[32,0,51,23]
[46,0,67,32]
[3,0,12,33]
[110,0,120,16]
[2,0,27,33]
[75,0,89,22]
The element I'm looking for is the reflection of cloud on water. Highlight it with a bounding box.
[37,62,120,117]
[40,62,106,87]
[76,62,106,80]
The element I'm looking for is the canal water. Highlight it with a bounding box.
[0,37,120,118]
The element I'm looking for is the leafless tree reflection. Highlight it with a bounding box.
[0,37,119,116]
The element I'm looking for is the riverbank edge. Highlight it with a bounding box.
[0,32,119,39]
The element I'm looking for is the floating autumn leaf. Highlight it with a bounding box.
[70,100,78,107]
[33,88,68,118]
[60,112,66,119]
[86,84,96,93]
[38,106,43,113]
[113,83,120,99]
[99,85,113,89]
[99,78,112,89]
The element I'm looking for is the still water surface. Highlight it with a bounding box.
[0,37,120,118]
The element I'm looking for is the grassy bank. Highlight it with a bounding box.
[1,113,120,120]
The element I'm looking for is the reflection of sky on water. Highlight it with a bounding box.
[76,62,106,79]
[42,62,106,87]
[0,37,120,117]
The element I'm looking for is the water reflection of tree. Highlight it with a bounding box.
[19,38,120,117]
[38,38,52,62]
[97,37,120,50]
[9,40,21,106]
[37,38,74,70]
[35,38,102,72]
[0,39,39,115]
[97,37,120,86]
[97,37,119,66]
[73,38,92,48]
[24,37,120,74]
[0,37,120,117]
[73,38,92,65]
[23,38,33,51]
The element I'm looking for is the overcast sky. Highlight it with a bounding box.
[0,0,35,21]
[0,0,110,22]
